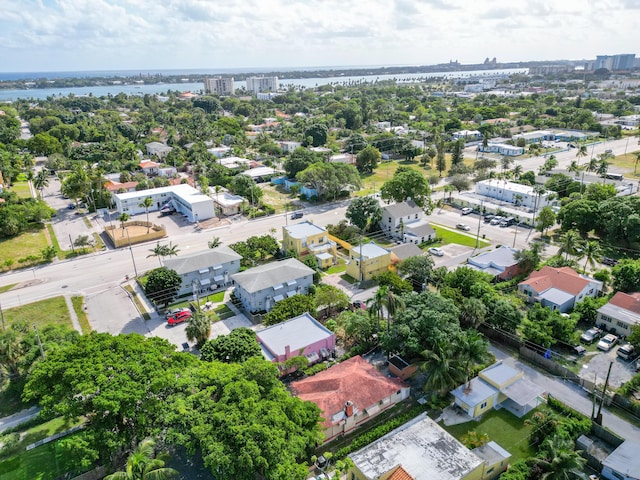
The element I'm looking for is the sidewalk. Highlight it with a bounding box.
[0,406,41,434]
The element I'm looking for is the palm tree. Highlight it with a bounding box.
[138,197,154,233]
[512,164,523,179]
[635,151,640,175]
[586,157,598,173]
[185,310,211,347]
[105,437,178,480]
[533,435,587,480]
[558,229,581,261]
[382,287,405,335]
[575,144,588,167]
[420,341,463,396]
[208,237,221,249]
[147,242,165,267]
[163,241,180,261]
[501,156,512,175]
[596,159,609,178]
[567,160,580,176]
[582,240,602,273]
[117,213,130,238]
[33,170,49,199]
[457,330,488,392]
[366,287,386,335]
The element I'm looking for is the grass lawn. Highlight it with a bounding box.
[9,182,32,199]
[0,228,49,269]
[340,273,357,284]
[325,259,346,274]
[71,296,91,334]
[0,431,89,480]
[609,151,640,177]
[212,304,234,320]
[431,225,490,248]
[443,408,536,463]
[0,283,17,293]
[4,297,72,330]
[123,285,150,320]
[260,184,299,213]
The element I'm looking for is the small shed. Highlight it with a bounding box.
[388,355,417,380]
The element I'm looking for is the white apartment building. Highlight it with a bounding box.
[113,184,215,223]
[246,76,279,94]
[475,179,553,209]
[204,77,235,96]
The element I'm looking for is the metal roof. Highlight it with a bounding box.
[231,258,314,293]
[164,246,241,275]
[602,441,640,479]
[256,312,333,359]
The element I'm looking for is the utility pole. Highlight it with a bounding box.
[359,234,364,286]
[0,302,5,331]
[125,228,139,278]
[512,221,519,248]
[69,234,75,254]
[33,324,45,359]
[474,200,484,249]
[595,361,613,425]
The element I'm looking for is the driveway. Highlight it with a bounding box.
[578,347,637,389]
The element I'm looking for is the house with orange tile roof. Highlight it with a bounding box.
[596,292,640,336]
[290,355,410,442]
[518,266,602,313]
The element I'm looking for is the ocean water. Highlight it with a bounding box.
[0,68,527,101]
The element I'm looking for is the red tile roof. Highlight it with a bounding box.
[519,266,590,295]
[104,180,139,192]
[609,292,640,315]
[388,466,415,480]
[290,356,408,429]
[140,161,160,169]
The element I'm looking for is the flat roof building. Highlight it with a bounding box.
[204,77,234,96]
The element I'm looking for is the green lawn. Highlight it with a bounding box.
[0,229,49,270]
[431,225,490,248]
[71,296,91,334]
[443,408,536,463]
[212,304,234,320]
[0,431,88,480]
[0,416,83,461]
[9,182,32,199]
[609,151,640,177]
[4,297,72,329]
[325,259,346,274]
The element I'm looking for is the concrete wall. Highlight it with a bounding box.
[105,222,166,248]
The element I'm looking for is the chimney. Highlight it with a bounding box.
[285,345,291,359]
[345,400,354,417]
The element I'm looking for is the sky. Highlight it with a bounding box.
[1,0,639,73]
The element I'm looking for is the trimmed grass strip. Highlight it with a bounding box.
[70,296,92,334]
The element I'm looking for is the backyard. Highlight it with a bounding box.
[442,408,536,463]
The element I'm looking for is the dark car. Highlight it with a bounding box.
[67,203,76,210]
[291,211,303,219]
[602,257,618,266]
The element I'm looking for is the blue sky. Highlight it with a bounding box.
[1,0,639,73]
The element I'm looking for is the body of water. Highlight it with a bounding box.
[0,68,527,101]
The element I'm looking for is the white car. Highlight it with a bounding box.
[597,334,618,352]
[428,247,444,257]
[456,223,471,231]
[461,207,473,215]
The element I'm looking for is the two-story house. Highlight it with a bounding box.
[379,200,435,244]
[231,258,314,313]
[163,246,242,296]
[282,221,337,269]
[518,266,602,313]
[596,292,640,337]
[346,243,391,282]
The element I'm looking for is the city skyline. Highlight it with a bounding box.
[1,0,639,73]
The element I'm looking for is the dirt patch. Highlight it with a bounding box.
[199,217,231,229]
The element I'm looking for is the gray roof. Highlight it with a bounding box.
[284,221,326,239]
[603,441,640,478]
[539,287,575,306]
[256,312,333,358]
[351,243,390,260]
[598,303,640,327]
[501,378,545,406]
[451,377,498,408]
[480,362,521,387]
[472,441,511,466]
[231,258,314,293]
[468,246,519,270]
[405,221,435,237]
[383,200,422,218]
[348,413,483,480]
[163,245,241,275]
[389,243,423,260]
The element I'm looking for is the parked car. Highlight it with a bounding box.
[166,307,190,319]
[428,247,445,257]
[461,207,473,215]
[483,214,495,223]
[67,203,76,210]
[167,310,192,325]
[597,333,618,351]
[351,300,366,310]
[601,257,618,266]
[291,211,303,219]
[604,149,613,154]
[580,327,602,344]
[456,223,471,231]
[573,345,586,356]
[499,217,516,227]
[568,143,576,148]
[617,343,635,361]
[490,216,504,225]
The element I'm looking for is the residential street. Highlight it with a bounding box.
[491,345,640,441]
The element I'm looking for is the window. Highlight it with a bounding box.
[616,321,628,330]
[481,402,487,409]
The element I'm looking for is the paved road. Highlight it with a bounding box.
[491,345,640,441]
[0,406,41,433]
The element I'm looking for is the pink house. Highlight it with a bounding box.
[256,312,335,366]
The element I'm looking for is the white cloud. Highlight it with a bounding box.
[0,0,637,72]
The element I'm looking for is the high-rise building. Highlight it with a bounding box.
[594,54,636,71]
[203,76,235,95]
[245,76,279,94]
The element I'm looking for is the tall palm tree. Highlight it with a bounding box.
[163,241,180,261]
[558,229,581,261]
[138,197,154,233]
[33,170,49,199]
[567,160,580,176]
[185,310,211,347]
[501,156,512,175]
[105,437,178,480]
[512,164,523,180]
[575,145,588,167]
[586,157,598,173]
[596,159,609,178]
[117,213,130,238]
[635,151,640,175]
[534,435,588,480]
[147,242,165,267]
[366,287,386,335]
[420,341,463,396]
[382,287,405,334]
[582,240,602,273]
[457,330,488,392]
[208,237,221,249]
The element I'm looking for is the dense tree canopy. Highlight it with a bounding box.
[380,166,432,210]
[345,196,382,231]
[143,267,182,307]
[200,327,262,363]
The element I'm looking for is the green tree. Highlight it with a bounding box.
[450,139,465,166]
[460,431,490,449]
[200,327,262,363]
[457,329,488,390]
[33,170,50,199]
[284,148,321,178]
[345,196,382,231]
[459,297,488,329]
[185,310,211,348]
[144,267,182,307]
[263,294,316,326]
[449,174,470,192]
[558,229,582,261]
[374,271,413,295]
[581,240,602,272]
[297,162,361,200]
[74,234,94,253]
[536,206,557,235]
[147,241,180,267]
[380,166,432,210]
[208,236,221,249]
[612,259,640,293]
[117,212,130,238]
[336,310,378,349]
[314,284,349,318]
[575,145,588,166]
[105,437,178,480]
[304,124,328,147]
[557,199,598,234]
[355,145,381,173]
[533,435,588,480]
[138,197,154,233]
[421,340,463,396]
[398,255,435,290]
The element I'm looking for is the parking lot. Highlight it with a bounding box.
[578,344,637,389]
